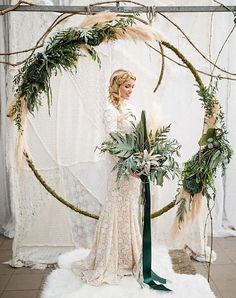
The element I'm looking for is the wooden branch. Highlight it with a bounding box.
[162,41,204,88]
[24,149,178,220]
[206,199,214,281]
[153,42,165,92]
[157,12,236,77]
[0,13,76,67]
[213,0,234,13]
[146,42,236,81]
[24,151,99,220]
[1,1,234,84]
[210,24,236,84]
[151,198,177,219]
[0,12,148,66]
[0,0,33,15]
[203,199,215,281]
[1,1,235,82]
[0,13,147,58]
[0,13,70,56]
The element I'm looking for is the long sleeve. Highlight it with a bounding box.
[103,106,118,134]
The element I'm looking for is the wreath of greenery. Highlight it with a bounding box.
[9,13,233,224]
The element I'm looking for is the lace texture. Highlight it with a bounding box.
[72,102,142,285]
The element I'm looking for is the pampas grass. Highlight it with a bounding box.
[79,11,118,29]
[115,23,163,42]
[79,12,163,42]
[171,189,203,238]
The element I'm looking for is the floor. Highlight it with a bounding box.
[0,235,236,298]
[192,236,236,298]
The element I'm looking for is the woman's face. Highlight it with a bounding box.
[119,78,135,100]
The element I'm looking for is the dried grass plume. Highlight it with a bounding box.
[79,12,117,29]
[79,12,163,42]
[171,188,203,238]
[115,24,163,42]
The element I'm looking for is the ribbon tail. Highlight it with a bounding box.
[141,175,172,292]
[151,269,167,284]
[148,280,172,292]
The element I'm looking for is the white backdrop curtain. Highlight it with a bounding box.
[0,0,236,266]
[0,0,15,238]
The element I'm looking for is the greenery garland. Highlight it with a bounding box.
[176,84,233,223]
[10,14,232,223]
[12,16,135,129]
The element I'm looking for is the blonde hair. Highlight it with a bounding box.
[108,69,136,110]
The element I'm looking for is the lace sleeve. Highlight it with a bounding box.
[103,106,118,134]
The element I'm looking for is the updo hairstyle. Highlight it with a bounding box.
[108,69,136,110]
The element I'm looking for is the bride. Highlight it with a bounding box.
[72,69,142,286]
[41,69,215,298]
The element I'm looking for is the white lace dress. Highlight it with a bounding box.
[72,101,142,286]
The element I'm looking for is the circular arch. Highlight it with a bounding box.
[9,12,232,224]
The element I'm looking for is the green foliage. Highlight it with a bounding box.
[100,132,136,158]
[98,111,181,185]
[197,83,218,118]
[87,47,101,68]
[176,198,187,224]
[181,127,232,200]
[173,80,233,223]
[13,16,136,129]
[177,83,233,217]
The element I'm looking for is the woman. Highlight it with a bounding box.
[72,69,141,286]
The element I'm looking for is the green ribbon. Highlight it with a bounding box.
[135,111,171,291]
[141,175,171,292]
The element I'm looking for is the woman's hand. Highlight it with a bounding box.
[131,172,140,179]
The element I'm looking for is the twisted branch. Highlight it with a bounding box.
[24,150,178,220]
[76,0,236,77]
[0,12,149,66]
[151,199,177,219]
[162,41,204,88]
[157,11,236,77]
[0,0,33,16]
[24,151,99,220]
[1,0,235,83]
[153,41,165,92]
[0,13,76,66]
[210,24,236,85]
[146,42,236,81]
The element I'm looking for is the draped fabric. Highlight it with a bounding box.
[0,0,236,266]
[0,0,15,238]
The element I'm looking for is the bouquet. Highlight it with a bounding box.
[98,110,181,186]
[98,111,181,292]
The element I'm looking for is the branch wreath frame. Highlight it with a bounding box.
[9,13,232,224]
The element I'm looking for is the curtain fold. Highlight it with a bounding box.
[0,0,15,238]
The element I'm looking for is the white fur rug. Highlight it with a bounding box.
[41,247,215,298]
